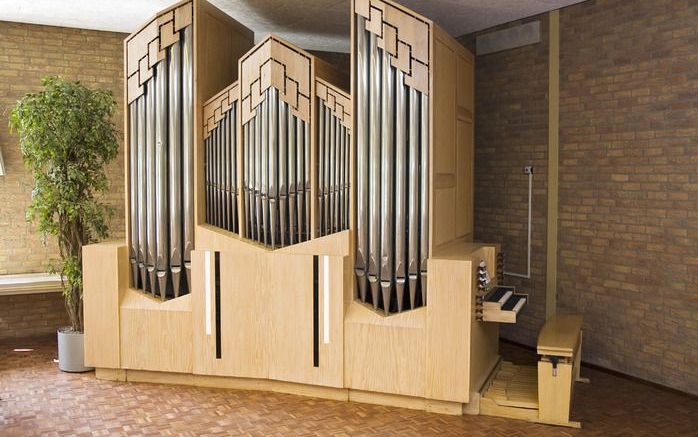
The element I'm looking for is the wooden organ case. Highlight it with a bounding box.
[83,0,537,420]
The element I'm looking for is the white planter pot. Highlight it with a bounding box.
[57,328,93,372]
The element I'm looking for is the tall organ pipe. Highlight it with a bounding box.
[255,106,262,242]
[367,33,382,308]
[182,26,194,293]
[279,100,288,247]
[261,93,269,245]
[355,15,369,303]
[288,110,297,245]
[243,123,250,237]
[230,105,238,233]
[155,60,169,300]
[269,88,279,248]
[407,89,419,309]
[136,96,147,293]
[318,103,325,235]
[129,103,139,288]
[168,41,182,297]
[419,93,429,305]
[304,120,311,240]
[145,77,157,296]
[394,70,407,313]
[379,51,395,314]
[296,118,304,243]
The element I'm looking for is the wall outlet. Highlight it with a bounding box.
[524,165,534,175]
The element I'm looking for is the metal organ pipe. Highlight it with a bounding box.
[279,100,288,247]
[136,96,147,293]
[407,89,420,310]
[355,15,369,303]
[155,60,169,300]
[169,41,183,298]
[288,111,297,245]
[296,118,304,243]
[379,51,395,314]
[394,70,407,313]
[419,93,429,305]
[269,88,278,248]
[129,102,139,288]
[367,32,382,309]
[182,25,194,293]
[145,77,157,296]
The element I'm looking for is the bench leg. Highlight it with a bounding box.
[575,332,590,383]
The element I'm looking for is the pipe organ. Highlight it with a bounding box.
[83,0,572,424]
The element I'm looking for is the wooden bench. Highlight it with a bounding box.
[537,314,589,428]
[0,273,63,296]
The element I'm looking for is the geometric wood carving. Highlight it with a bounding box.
[203,82,239,139]
[316,79,352,132]
[240,36,312,125]
[126,1,193,104]
[354,0,430,95]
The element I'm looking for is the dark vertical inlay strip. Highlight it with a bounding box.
[313,255,319,367]
[215,251,222,359]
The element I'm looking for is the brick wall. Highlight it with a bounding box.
[458,17,550,346]
[463,0,697,394]
[557,0,698,394]
[0,21,126,338]
[0,21,126,275]
[0,293,69,339]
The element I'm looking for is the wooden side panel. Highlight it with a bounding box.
[219,251,270,378]
[455,53,474,240]
[431,28,475,250]
[268,254,344,387]
[119,290,193,373]
[345,302,426,398]
[538,360,573,424]
[425,258,472,402]
[468,246,500,393]
[314,57,350,93]
[431,34,457,248]
[83,241,128,369]
[194,0,254,228]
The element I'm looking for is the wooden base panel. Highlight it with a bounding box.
[95,368,481,415]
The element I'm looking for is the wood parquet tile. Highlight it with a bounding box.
[0,335,695,436]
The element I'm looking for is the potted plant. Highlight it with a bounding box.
[9,76,119,372]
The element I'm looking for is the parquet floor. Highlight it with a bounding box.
[1,335,696,436]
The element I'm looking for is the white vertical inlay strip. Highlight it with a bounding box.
[323,255,330,344]
[204,251,212,336]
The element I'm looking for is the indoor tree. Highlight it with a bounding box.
[9,76,119,332]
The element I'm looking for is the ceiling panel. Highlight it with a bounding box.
[0,0,587,53]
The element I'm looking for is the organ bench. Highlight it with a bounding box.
[481,314,588,428]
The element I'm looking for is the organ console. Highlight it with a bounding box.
[83,0,584,427]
